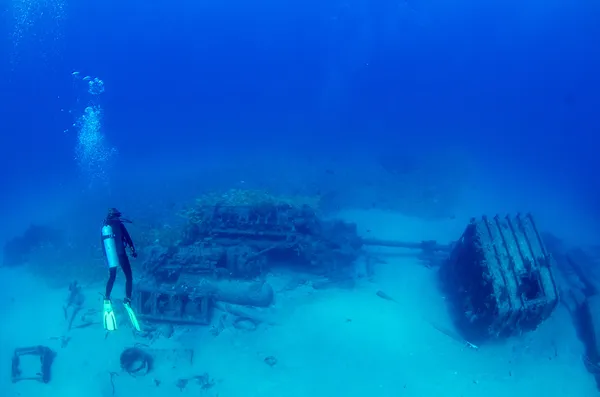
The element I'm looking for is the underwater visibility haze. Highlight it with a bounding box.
[1,0,600,396]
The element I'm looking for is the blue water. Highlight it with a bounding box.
[1,0,599,236]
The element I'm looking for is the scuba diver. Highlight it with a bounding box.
[101,208,140,332]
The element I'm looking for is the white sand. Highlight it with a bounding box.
[1,209,596,397]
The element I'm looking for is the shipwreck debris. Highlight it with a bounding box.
[550,240,600,392]
[232,316,258,331]
[63,280,85,331]
[136,191,363,326]
[439,214,559,342]
[176,373,215,391]
[429,322,479,350]
[120,347,153,377]
[145,199,363,281]
[376,290,396,302]
[361,238,452,268]
[264,355,278,367]
[11,345,56,383]
[132,285,212,325]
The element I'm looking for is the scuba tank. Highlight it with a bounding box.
[102,225,120,268]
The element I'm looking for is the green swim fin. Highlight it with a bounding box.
[123,300,141,331]
[103,300,117,331]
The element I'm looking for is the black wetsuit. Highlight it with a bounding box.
[102,217,136,301]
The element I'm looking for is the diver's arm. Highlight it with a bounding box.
[121,223,137,257]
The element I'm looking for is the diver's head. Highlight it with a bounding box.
[107,207,122,220]
[106,208,132,223]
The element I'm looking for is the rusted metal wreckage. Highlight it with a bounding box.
[133,202,362,325]
[439,214,559,341]
[131,203,559,341]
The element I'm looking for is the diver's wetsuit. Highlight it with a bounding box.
[102,217,136,301]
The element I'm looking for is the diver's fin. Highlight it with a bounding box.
[103,300,117,331]
[123,300,141,331]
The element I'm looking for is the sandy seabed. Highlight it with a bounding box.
[0,210,596,397]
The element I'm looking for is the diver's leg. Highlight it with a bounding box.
[119,255,140,331]
[120,255,133,302]
[103,267,118,331]
[105,267,117,299]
